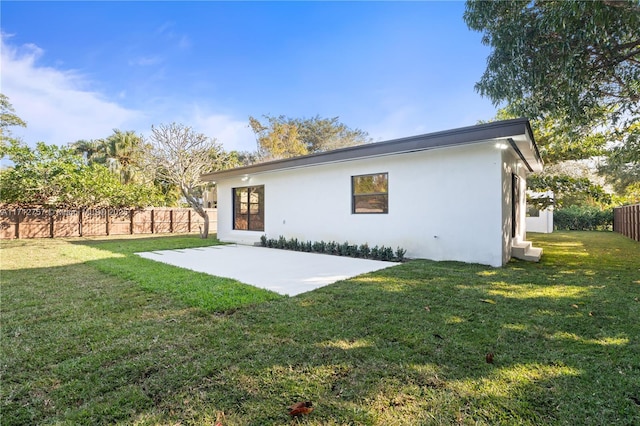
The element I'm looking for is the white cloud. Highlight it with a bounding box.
[189,106,257,152]
[1,36,142,146]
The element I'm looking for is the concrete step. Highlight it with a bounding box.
[511,241,542,262]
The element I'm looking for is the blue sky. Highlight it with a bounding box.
[1,1,499,153]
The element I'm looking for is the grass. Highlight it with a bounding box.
[1,231,639,425]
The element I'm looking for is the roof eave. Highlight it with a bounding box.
[202,118,543,181]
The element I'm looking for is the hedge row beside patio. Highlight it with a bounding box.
[260,235,407,262]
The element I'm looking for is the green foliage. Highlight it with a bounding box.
[260,235,407,262]
[249,114,371,161]
[0,93,26,150]
[528,174,611,210]
[464,0,640,128]
[0,140,163,208]
[482,108,608,165]
[553,205,613,231]
[249,115,307,160]
[616,182,640,205]
[597,122,640,193]
[466,1,640,193]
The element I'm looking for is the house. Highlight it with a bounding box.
[201,118,544,267]
[526,191,554,234]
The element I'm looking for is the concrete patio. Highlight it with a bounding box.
[136,244,397,296]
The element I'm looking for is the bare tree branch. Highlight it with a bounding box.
[145,123,228,238]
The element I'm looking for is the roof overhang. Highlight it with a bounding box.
[202,118,543,182]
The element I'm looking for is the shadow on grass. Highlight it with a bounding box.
[3,232,639,425]
[68,235,284,313]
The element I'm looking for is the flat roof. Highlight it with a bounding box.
[202,118,543,181]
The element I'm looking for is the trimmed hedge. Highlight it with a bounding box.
[260,235,407,262]
[554,205,613,231]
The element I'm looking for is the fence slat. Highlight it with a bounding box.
[613,203,640,242]
[0,207,217,239]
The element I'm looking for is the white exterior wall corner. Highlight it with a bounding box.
[500,148,531,265]
[216,142,507,267]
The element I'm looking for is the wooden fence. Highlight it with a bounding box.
[613,203,639,242]
[0,207,217,239]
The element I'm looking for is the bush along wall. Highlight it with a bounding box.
[554,205,613,231]
[260,235,407,262]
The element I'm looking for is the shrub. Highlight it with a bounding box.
[304,241,313,252]
[554,205,613,230]
[259,236,407,262]
[326,241,338,255]
[312,241,326,253]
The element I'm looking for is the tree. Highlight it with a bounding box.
[0,140,161,207]
[0,93,27,154]
[69,129,146,184]
[464,1,640,127]
[465,1,640,194]
[528,174,611,210]
[248,114,371,161]
[597,122,640,193]
[249,116,306,161]
[293,115,371,152]
[145,123,231,238]
[487,108,607,165]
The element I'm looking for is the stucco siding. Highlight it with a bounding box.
[500,149,529,264]
[216,141,508,267]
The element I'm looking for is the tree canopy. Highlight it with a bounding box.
[464,0,640,127]
[1,93,27,153]
[249,114,371,161]
[465,0,640,196]
[0,141,162,208]
[145,123,232,238]
[70,130,147,184]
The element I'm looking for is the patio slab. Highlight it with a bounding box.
[135,244,397,296]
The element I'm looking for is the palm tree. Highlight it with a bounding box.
[70,130,145,184]
[69,139,103,164]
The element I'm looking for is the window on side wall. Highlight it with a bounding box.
[352,173,388,214]
[233,185,264,231]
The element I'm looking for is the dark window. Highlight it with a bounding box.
[233,186,264,231]
[352,173,388,214]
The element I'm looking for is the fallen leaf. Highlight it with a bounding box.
[288,401,314,416]
[433,333,444,340]
[424,306,431,312]
[571,304,579,309]
[486,352,494,364]
[480,299,496,304]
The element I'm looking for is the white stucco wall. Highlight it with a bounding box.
[526,191,554,233]
[215,141,516,267]
[500,149,530,265]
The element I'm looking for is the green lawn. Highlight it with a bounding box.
[1,232,639,425]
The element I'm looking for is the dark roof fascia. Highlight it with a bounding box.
[508,138,533,172]
[202,118,539,181]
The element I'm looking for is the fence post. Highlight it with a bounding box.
[48,209,54,238]
[130,209,134,235]
[188,209,191,233]
[79,209,83,237]
[105,208,110,236]
[15,208,20,239]
[151,209,155,234]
